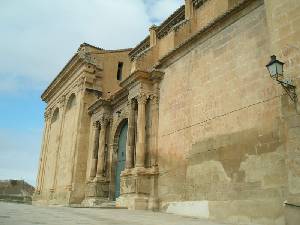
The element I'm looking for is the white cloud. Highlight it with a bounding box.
[0,0,182,92]
[0,0,183,185]
[145,0,183,23]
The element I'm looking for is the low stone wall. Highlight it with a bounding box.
[0,180,34,204]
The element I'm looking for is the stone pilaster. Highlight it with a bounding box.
[52,96,67,191]
[149,25,158,47]
[66,90,84,191]
[89,121,100,180]
[36,109,52,193]
[125,99,135,169]
[185,0,194,20]
[136,94,148,168]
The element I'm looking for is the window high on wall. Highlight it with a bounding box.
[117,62,123,81]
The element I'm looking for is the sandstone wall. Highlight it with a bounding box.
[42,113,60,195]
[157,3,288,224]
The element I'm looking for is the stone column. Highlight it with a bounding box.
[150,94,159,167]
[125,99,135,169]
[89,121,100,180]
[135,94,147,168]
[95,117,109,180]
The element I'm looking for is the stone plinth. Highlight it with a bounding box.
[117,167,158,210]
[82,180,109,207]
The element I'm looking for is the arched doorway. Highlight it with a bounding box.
[115,122,128,199]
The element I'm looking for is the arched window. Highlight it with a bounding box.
[51,108,59,123]
[66,94,76,111]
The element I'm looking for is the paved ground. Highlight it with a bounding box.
[0,202,228,225]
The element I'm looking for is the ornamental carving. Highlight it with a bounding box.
[44,108,53,120]
[136,93,148,105]
[59,95,67,108]
[99,115,111,127]
[92,121,100,129]
[192,0,208,9]
[149,95,159,105]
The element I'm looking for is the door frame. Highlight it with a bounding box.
[108,119,128,200]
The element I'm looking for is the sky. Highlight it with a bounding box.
[0,0,183,186]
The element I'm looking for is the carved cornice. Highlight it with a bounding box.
[129,5,185,60]
[88,98,111,115]
[129,36,150,61]
[109,88,129,110]
[156,5,185,39]
[42,50,103,103]
[120,70,150,90]
[58,95,66,108]
[192,0,208,9]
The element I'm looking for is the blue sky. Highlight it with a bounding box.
[0,0,182,186]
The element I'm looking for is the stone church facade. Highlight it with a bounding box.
[33,0,300,224]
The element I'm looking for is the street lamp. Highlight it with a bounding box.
[266,55,297,102]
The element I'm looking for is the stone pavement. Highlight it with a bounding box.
[0,202,228,225]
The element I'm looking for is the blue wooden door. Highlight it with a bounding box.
[115,122,128,199]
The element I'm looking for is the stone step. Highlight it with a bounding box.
[78,199,127,209]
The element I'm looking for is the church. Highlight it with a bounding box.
[33,0,300,224]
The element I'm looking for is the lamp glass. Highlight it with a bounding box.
[276,61,283,76]
[267,63,277,79]
[266,55,284,80]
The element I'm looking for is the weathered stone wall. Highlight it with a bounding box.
[157,2,288,224]
[55,95,77,203]
[0,180,34,204]
[42,113,60,195]
[264,0,300,224]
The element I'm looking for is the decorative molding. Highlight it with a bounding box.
[149,95,159,105]
[129,5,185,60]
[156,5,185,39]
[129,37,150,61]
[99,115,111,127]
[192,0,208,9]
[92,121,100,129]
[136,93,148,105]
[44,108,53,120]
[59,95,66,108]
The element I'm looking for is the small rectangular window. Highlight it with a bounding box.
[117,62,123,81]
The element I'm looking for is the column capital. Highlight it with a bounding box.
[136,93,148,105]
[127,98,136,108]
[58,95,67,109]
[92,121,100,129]
[44,108,52,120]
[149,94,159,105]
[99,116,110,127]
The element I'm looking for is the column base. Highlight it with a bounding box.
[81,197,112,207]
[83,180,109,207]
[119,167,159,210]
[116,194,148,210]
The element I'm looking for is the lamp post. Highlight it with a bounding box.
[266,55,297,102]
